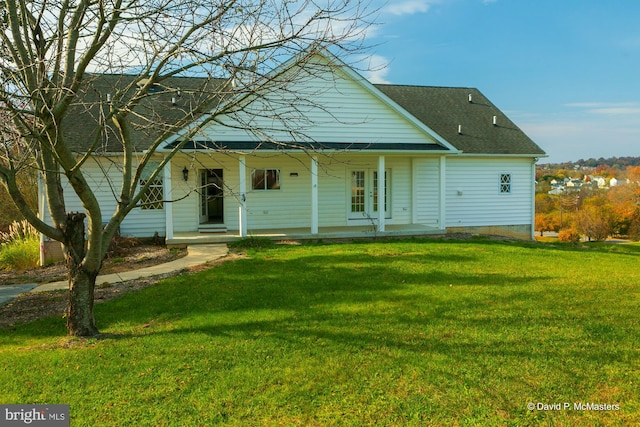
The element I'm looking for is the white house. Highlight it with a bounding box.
[40,50,546,258]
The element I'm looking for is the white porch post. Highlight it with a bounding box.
[163,159,174,241]
[439,155,446,230]
[378,155,385,233]
[311,156,319,235]
[531,159,537,240]
[238,155,248,237]
[38,172,46,266]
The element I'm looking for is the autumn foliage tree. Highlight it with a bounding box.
[536,163,640,241]
[574,194,614,241]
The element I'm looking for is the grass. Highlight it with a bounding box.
[1,238,639,426]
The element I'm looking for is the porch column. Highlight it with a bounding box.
[378,155,385,233]
[238,155,248,237]
[163,159,174,241]
[439,155,446,230]
[531,159,537,240]
[38,172,46,266]
[311,156,319,234]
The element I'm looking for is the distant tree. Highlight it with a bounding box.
[607,185,636,235]
[535,213,560,236]
[535,193,555,214]
[558,228,580,243]
[575,195,614,241]
[629,210,640,242]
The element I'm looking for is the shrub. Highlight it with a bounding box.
[0,219,39,245]
[0,220,40,271]
[558,228,581,243]
[0,235,39,271]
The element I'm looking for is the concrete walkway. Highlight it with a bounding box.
[0,283,38,306]
[0,244,228,305]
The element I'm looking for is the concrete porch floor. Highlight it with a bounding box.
[167,224,445,246]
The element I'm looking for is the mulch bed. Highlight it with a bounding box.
[0,245,188,329]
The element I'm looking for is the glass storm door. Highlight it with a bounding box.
[200,169,224,224]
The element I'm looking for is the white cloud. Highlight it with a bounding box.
[385,0,431,16]
[518,114,640,163]
[565,102,640,116]
[356,54,391,84]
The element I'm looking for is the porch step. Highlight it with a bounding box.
[198,225,227,233]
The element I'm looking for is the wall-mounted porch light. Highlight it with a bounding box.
[182,166,189,181]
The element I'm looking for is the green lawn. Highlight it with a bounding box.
[1,238,639,426]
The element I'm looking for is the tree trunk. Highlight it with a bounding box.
[67,267,99,336]
[64,212,99,337]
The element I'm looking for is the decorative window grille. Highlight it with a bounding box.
[500,173,512,193]
[140,161,164,209]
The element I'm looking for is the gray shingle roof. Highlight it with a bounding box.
[375,85,545,156]
[62,74,226,153]
[64,75,544,156]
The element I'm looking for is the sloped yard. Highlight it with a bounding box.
[1,238,639,426]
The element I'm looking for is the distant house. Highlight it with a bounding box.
[39,49,546,259]
[591,176,606,188]
[566,179,582,188]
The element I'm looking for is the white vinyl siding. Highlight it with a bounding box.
[445,157,533,227]
[413,158,441,226]
[196,57,441,148]
[386,158,410,224]
[244,157,310,230]
[43,157,166,237]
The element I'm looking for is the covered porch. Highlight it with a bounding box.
[166,224,445,247]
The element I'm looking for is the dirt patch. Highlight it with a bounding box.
[0,244,185,286]
[0,250,242,329]
[0,244,188,329]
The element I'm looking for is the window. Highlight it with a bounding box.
[252,169,280,190]
[500,173,512,193]
[351,171,365,213]
[140,161,163,209]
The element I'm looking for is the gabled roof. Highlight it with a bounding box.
[375,85,545,156]
[63,56,544,157]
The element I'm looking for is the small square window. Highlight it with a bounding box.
[500,173,512,193]
[252,169,280,190]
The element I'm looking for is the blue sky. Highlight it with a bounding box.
[362,0,640,163]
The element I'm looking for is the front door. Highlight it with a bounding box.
[349,169,390,220]
[200,169,224,224]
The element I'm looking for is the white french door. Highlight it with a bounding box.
[349,169,390,220]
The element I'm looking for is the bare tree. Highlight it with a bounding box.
[0,0,373,336]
